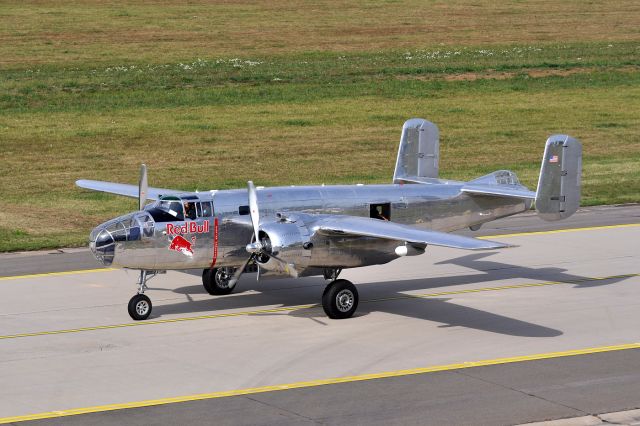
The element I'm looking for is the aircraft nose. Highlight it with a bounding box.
[88,212,152,267]
[89,226,115,266]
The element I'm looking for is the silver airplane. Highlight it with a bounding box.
[77,118,582,321]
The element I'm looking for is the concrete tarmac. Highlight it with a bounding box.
[0,205,639,425]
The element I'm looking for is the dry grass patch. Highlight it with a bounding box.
[1,0,639,66]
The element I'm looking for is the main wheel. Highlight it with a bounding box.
[128,294,152,321]
[322,279,359,319]
[202,268,235,295]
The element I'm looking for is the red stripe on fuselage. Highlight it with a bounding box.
[210,217,219,268]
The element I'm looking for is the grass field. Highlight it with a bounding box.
[1,0,639,252]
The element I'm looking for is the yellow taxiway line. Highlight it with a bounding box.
[0,268,115,281]
[477,222,640,239]
[1,272,636,341]
[1,342,639,424]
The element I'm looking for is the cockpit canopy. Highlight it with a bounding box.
[145,195,213,222]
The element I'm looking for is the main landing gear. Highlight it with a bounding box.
[322,279,359,319]
[321,268,358,319]
[127,270,158,321]
[202,267,236,295]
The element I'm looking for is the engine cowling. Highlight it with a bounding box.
[256,216,312,274]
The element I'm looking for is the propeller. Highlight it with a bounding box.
[227,181,297,289]
[138,164,148,211]
[248,181,260,246]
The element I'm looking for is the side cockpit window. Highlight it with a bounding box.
[194,201,213,218]
[201,201,213,217]
[183,202,197,220]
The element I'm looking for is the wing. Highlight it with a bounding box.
[76,179,182,200]
[314,216,508,250]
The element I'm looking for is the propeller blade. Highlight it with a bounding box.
[247,181,260,242]
[245,181,297,279]
[138,164,148,210]
[228,255,253,289]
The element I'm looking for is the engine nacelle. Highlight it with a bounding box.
[256,213,410,276]
[256,216,312,274]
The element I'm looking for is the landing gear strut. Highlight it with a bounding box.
[202,267,236,295]
[323,268,342,281]
[322,279,359,319]
[128,270,157,321]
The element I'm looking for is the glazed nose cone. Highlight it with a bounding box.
[89,226,115,266]
[88,212,152,267]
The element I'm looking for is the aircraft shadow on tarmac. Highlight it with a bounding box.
[148,252,631,337]
[433,252,628,289]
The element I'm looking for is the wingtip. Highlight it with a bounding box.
[482,240,517,250]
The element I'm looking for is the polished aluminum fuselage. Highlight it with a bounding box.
[106,181,530,273]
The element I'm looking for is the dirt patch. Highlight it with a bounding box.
[397,65,640,82]
[444,71,515,81]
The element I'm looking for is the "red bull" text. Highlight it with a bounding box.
[166,221,209,236]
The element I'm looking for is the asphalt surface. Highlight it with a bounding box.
[1,204,639,425]
[20,349,640,426]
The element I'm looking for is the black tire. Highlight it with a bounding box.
[128,294,152,321]
[322,279,359,319]
[202,268,234,295]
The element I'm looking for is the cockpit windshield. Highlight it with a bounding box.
[145,195,214,222]
[147,196,185,222]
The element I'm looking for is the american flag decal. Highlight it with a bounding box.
[549,155,559,163]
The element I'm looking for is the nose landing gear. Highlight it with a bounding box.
[127,270,159,321]
[128,294,152,321]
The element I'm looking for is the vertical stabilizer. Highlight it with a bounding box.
[393,119,439,183]
[536,135,582,221]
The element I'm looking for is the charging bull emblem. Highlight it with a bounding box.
[169,235,196,257]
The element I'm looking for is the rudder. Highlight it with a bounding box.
[536,135,582,221]
[393,119,439,183]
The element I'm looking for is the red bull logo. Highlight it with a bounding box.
[169,235,196,257]
[166,221,209,236]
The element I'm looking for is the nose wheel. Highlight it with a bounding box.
[127,270,158,321]
[322,279,359,319]
[128,294,152,321]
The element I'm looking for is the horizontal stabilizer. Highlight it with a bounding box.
[462,170,535,200]
[315,215,508,250]
[462,184,536,200]
[76,180,180,200]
